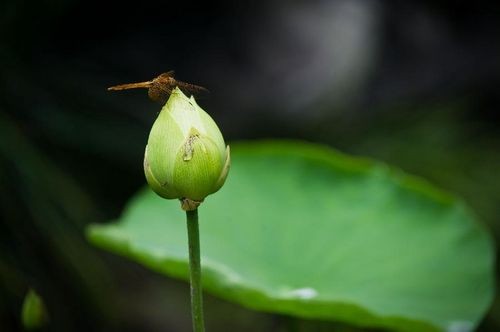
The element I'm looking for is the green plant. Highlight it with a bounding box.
[121,87,230,331]
[88,141,494,331]
[143,87,230,211]
[21,289,47,330]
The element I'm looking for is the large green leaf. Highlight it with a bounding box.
[87,141,494,331]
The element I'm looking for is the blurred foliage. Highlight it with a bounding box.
[88,141,494,331]
[21,289,47,330]
[0,113,116,331]
[320,102,500,330]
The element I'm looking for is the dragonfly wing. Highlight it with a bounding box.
[176,81,209,96]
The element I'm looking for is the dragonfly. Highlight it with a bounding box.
[108,71,208,103]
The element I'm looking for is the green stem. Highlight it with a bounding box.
[186,208,205,332]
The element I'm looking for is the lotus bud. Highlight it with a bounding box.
[144,87,230,210]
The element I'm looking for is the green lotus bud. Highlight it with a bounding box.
[144,87,230,210]
[22,289,47,330]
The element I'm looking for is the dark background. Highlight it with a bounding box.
[1,0,499,331]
